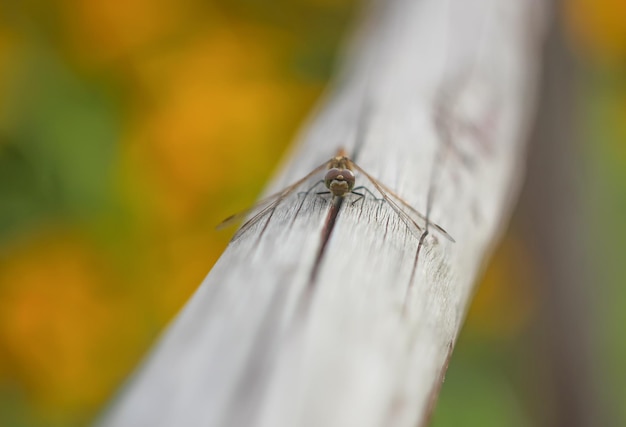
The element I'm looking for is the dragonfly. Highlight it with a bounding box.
[217,148,454,243]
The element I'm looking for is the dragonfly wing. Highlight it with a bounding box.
[349,160,455,242]
[217,160,330,240]
[216,188,291,231]
[231,195,287,241]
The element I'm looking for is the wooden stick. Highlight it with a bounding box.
[98,0,547,426]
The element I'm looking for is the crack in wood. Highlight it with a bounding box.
[403,87,453,311]
[300,97,371,308]
[308,195,344,288]
[403,229,429,316]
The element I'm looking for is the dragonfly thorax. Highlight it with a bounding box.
[324,167,355,197]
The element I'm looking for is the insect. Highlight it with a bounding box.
[217,149,454,243]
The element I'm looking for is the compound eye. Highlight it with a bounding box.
[324,168,355,189]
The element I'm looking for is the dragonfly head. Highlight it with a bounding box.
[324,168,355,197]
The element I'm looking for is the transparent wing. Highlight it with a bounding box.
[217,161,330,240]
[348,160,455,242]
[216,189,292,231]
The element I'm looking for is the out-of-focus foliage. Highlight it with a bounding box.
[0,1,356,425]
[0,0,624,426]
[565,0,626,422]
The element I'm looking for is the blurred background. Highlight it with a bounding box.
[0,0,623,426]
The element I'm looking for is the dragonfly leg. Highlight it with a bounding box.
[352,186,383,202]
[350,191,365,205]
[298,179,324,198]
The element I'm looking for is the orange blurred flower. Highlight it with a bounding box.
[465,235,537,339]
[123,25,320,224]
[59,0,190,64]
[0,231,139,416]
[565,0,626,63]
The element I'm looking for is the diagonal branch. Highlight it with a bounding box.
[97,1,547,426]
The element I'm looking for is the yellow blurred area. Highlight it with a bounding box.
[563,0,626,162]
[123,27,310,224]
[0,231,137,413]
[60,0,191,64]
[465,235,537,339]
[565,0,626,63]
[0,0,347,425]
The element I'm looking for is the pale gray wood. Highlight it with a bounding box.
[97,1,547,426]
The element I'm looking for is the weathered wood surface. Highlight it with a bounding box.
[98,0,546,426]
